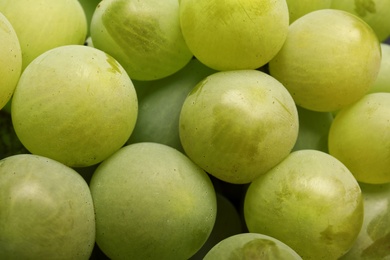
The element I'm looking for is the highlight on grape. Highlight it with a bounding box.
[1,0,389,259]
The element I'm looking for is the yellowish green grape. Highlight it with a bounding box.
[11,45,138,167]
[269,9,381,112]
[89,142,217,260]
[91,0,193,80]
[0,12,22,110]
[328,93,390,184]
[179,0,289,71]
[0,0,87,70]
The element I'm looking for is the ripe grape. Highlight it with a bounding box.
[0,12,22,110]
[179,0,289,71]
[89,142,217,259]
[0,154,95,259]
[328,92,390,184]
[11,45,138,167]
[269,9,381,112]
[179,70,298,184]
[0,0,87,70]
[244,150,364,259]
[203,233,302,260]
[91,0,193,81]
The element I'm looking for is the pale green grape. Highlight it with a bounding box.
[127,58,216,152]
[341,182,390,259]
[328,92,390,184]
[11,45,138,167]
[0,0,87,70]
[368,43,390,93]
[244,150,364,259]
[203,233,302,260]
[0,154,95,259]
[292,105,333,153]
[269,9,381,112]
[286,0,332,23]
[179,0,289,71]
[89,142,217,260]
[91,0,193,81]
[331,0,390,42]
[179,70,299,184]
[0,12,22,110]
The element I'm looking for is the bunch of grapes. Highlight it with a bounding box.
[1,0,390,259]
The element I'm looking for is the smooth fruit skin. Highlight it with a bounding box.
[244,150,364,260]
[368,43,390,93]
[331,0,390,42]
[0,12,21,110]
[340,182,390,260]
[179,0,289,71]
[179,70,298,184]
[269,9,381,112]
[328,93,390,184]
[203,233,302,260]
[91,0,193,81]
[11,45,138,167]
[0,0,87,70]
[89,142,217,260]
[0,154,96,259]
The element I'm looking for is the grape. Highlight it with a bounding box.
[179,0,289,71]
[179,70,299,184]
[0,0,87,70]
[89,142,217,260]
[0,12,22,110]
[285,0,332,23]
[0,154,95,259]
[331,0,390,42]
[127,58,216,152]
[368,43,390,93]
[340,182,390,259]
[328,92,390,184]
[269,9,381,112]
[11,45,138,167]
[244,150,364,259]
[292,105,333,153]
[91,0,193,81]
[203,233,302,260]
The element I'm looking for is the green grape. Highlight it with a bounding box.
[0,12,22,110]
[190,193,244,260]
[269,9,381,112]
[11,45,138,167]
[179,0,289,71]
[368,43,390,93]
[244,150,364,259]
[328,92,390,184]
[292,105,333,153]
[331,0,390,42]
[89,142,217,260]
[0,154,95,259]
[203,233,302,260]
[127,58,216,152]
[341,182,390,259]
[285,0,332,23]
[91,0,193,81]
[0,0,87,70]
[179,70,299,184]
